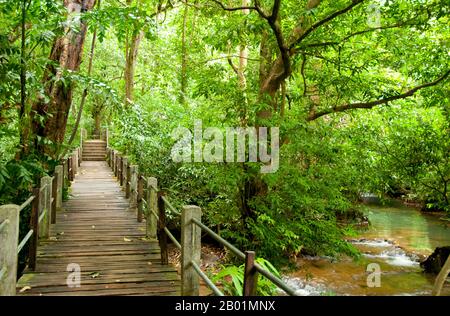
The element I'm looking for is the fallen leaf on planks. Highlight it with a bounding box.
[19,286,31,293]
[123,237,132,242]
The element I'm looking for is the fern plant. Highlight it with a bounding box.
[211,258,281,296]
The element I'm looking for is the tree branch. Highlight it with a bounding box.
[301,20,423,49]
[307,70,450,121]
[269,0,281,23]
[253,0,269,19]
[228,57,239,74]
[259,0,290,80]
[301,54,307,97]
[290,0,364,51]
[209,0,259,12]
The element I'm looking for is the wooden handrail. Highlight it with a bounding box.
[191,260,224,296]
[432,254,450,296]
[19,196,35,212]
[192,217,245,260]
[106,145,298,297]
[0,148,79,295]
[17,230,34,254]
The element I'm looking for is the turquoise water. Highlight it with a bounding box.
[362,205,450,255]
[287,205,450,296]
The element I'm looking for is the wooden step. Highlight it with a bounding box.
[83,151,106,155]
[83,146,106,150]
[83,150,106,155]
[83,157,106,161]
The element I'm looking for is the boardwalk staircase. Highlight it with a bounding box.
[82,140,107,161]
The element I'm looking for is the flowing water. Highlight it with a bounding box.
[285,204,450,296]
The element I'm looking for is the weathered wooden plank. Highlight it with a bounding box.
[30,264,177,274]
[19,284,180,296]
[18,274,179,286]
[18,281,179,293]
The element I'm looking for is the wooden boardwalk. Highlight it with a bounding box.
[16,161,180,296]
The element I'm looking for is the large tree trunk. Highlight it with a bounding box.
[236,0,263,234]
[67,0,100,146]
[124,30,143,106]
[123,0,144,106]
[238,1,315,228]
[179,3,189,105]
[93,110,102,138]
[18,0,29,159]
[31,0,96,158]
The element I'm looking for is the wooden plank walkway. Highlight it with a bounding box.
[16,161,180,296]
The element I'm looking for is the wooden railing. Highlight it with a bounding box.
[106,147,298,296]
[0,148,80,296]
[432,255,450,296]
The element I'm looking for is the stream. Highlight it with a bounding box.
[284,204,450,296]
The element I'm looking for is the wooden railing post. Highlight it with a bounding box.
[62,159,69,190]
[157,192,168,265]
[129,165,138,211]
[114,153,119,178]
[110,150,114,169]
[106,148,110,166]
[51,176,57,224]
[116,154,120,178]
[0,205,20,296]
[120,157,125,187]
[117,153,121,178]
[125,160,130,197]
[181,205,202,296]
[80,127,83,162]
[111,149,114,168]
[137,174,144,222]
[243,251,258,296]
[68,156,73,182]
[72,151,78,176]
[106,127,109,148]
[28,188,40,271]
[38,179,45,238]
[62,160,66,189]
[147,177,158,239]
[54,165,63,212]
[39,176,52,239]
[113,152,116,176]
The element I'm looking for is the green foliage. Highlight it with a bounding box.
[211,258,281,296]
[344,105,450,213]
[85,2,158,43]
[100,0,449,264]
